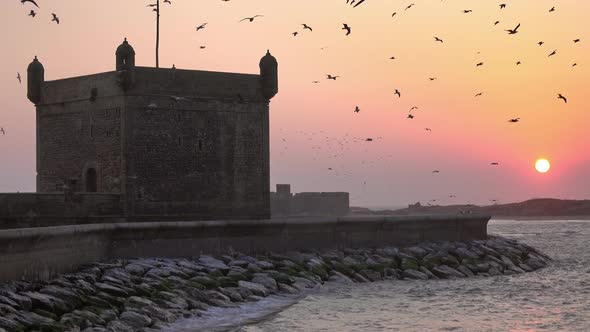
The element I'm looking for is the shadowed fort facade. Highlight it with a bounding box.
[16,39,278,222]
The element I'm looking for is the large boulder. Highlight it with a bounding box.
[432,265,466,279]
[237,281,270,297]
[119,311,152,328]
[403,269,429,280]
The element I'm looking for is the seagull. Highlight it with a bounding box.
[407,114,414,119]
[312,81,320,83]
[405,4,415,11]
[538,41,544,46]
[354,106,361,113]
[557,94,567,103]
[389,56,396,60]
[549,7,555,12]
[0,127,4,135]
[392,12,397,18]
[394,89,401,97]
[463,10,473,13]
[505,23,520,34]
[548,50,557,57]
[434,37,444,43]
[516,61,522,65]
[491,162,499,166]
[239,15,263,22]
[292,32,298,37]
[432,170,440,174]
[572,63,578,67]
[51,13,59,24]
[500,4,506,9]
[196,23,207,31]
[476,62,484,67]
[429,77,437,81]
[508,118,520,123]
[409,106,418,112]
[365,138,373,142]
[17,73,21,84]
[21,0,39,8]
[425,128,432,131]
[199,46,206,49]
[326,74,339,80]
[494,21,500,25]
[573,39,581,43]
[342,23,351,36]
[164,0,171,3]
[474,92,483,97]
[302,24,313,31]
[28,10,36,17]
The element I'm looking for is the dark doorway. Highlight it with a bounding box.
[85,168,97,192]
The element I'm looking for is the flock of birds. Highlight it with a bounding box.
[9,0,584,205]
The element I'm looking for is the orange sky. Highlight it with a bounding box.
[0,0,588,207]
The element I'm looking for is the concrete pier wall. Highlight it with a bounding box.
[0,215,489,283]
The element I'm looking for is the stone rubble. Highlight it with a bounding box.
[0,236,550,332]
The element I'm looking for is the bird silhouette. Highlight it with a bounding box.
[508,118,520,123]
[409,106,418,112]
[505,23,520,34]
[354,106,361,113]
[548,50,557,57]
[392,12,397,18]
[432,170,440,174]
[572,63,578,67]
[21,0,39,8]
[389,56,396,60]
[302,24,313,31]
[164,0,171,3]
[538,41,544,46]
[365,138,373,142]
[394,89,401,97]
[516,61,522,65]
[573,39,580,43]
[476,62,484,67]
[549,7,555,12]
[240,15,263,22]
[500,4,506,9]
[405,4,415,11]
[463,10,473,14]
[196,23,207,31]
[429,77,437,81]
[342,23,351,36]
[28,10,36,17]
[292,32,298,37]
[199,46,206,49]
[474,92,483,97]
[51,13,59,24]
[494,21,500,25]
[407,114,414,119]
[312,80,320,84]
[0,127,4,135]
[558,94,567,103]
[491,162,499,166]
[434,37,444,43]
[425,128,432,131]
[326,75,339,80]
[17,73,21,84]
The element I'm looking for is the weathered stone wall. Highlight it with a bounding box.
[271,190,350,217]
[124,67,270,220]
[37,72,124,193]
[0,215,489,282]
[0,193,123,228]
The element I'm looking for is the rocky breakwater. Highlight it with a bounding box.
[0,236,550,332]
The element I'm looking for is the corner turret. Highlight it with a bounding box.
[259,50,278,100]
[27,56,44,104]
[115,38,136,71]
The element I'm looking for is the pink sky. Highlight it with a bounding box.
[0,1,588,207]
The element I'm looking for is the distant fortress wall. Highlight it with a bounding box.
[0,215,489,282]
[270,184,350,217]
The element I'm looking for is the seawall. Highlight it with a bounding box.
[0,214,489,283]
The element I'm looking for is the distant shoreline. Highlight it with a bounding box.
[491,216,590,221]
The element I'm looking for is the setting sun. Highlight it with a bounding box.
[535,159,551,174]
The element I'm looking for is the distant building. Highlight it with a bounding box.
[7,39,279,223]
[270,184,350,217]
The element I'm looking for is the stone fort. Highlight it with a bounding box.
[2,39,278,225]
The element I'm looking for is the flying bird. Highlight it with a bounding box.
[164,0,171,3]
[407,114,414,119]
[21,0,39,8]
[409,106,418,112]
[326,75,339,80]
[354,106,361,113]
[425,128,432,131]
[434,37,444,43]
[392,12,397,18]
[557,94,567,103]
[302,24,313,31]
[28,10,36,17]
[17,73,21,84]
[494,21,500,25]
[548,50,557,57]
[394,89,401,97]
[505,23,520,34]
[474,92,483,97]
[405,4,415,11]
[476,62,484,67]
[429,77,437,81]
[572,63,578,67]
[0,127,4,135]
[500,4,506,9]
[508,118,520,123]
[312,81,320,84]
[491,162,499,166]
[51,13,59,24]
[538,41,544,46]
[432,170,440,174]
[240,15,263,22]
[292,32,298,37]
[365,138,373,142]
[389,56,396,60]
[516,61,522,65]
[549,7,555,12]
[342,23,351,36]
[196,23,207,31]
[463,10,473,14]
[199,46,206,49]
[573,39,580,43]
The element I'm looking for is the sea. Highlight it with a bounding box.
[165,219,590,332]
